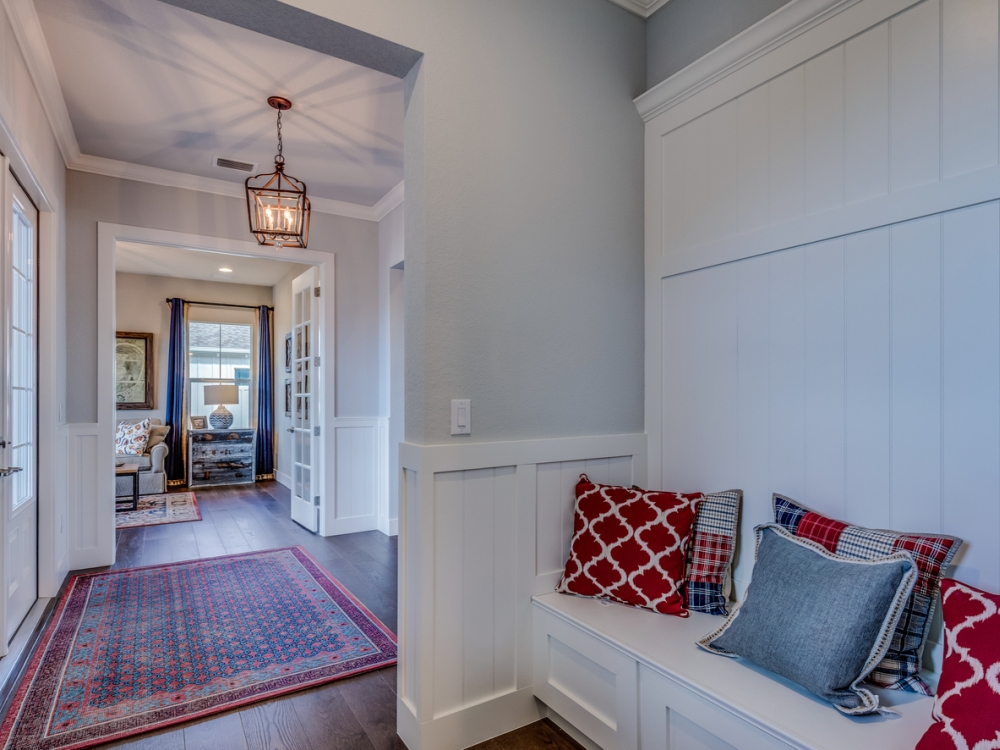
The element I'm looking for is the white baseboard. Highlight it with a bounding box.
[378,515,398,537]
[275,470,291,489]
[397,687,542,750]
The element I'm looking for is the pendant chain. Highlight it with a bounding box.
[275,110,284,166]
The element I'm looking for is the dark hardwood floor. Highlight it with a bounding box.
[75,482,574,749]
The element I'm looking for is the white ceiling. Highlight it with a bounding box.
[33,0,404,208]
[116,241,308,286]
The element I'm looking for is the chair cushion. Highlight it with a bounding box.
[699,524,916,716]
[917,578,1000,749]
[116,454,151,468]
[115,419,151,456]
[773,494,962,694]
[557,475,702,617]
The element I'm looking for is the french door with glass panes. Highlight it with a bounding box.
[290,267,320,532]
[0,167,38,649]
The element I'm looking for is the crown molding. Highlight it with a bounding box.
[604,0,669,18]
[69,154,398,221]
[634,0,861,122]
[2,0,81,165]
[372,180,404,221]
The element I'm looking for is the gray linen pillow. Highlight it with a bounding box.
[698,524,916,716]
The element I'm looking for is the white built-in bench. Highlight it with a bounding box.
[533,593,934,750]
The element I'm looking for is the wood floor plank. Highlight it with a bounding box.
[166,522,199,563]
[240,698,315,750]
[338,670,404,750]
[184,709,249,750]
[104,726,185,750]
[467,719,585,750]
[112,528,144,569]
[289,683,376,750]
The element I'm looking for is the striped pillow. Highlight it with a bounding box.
[773,494,962,695]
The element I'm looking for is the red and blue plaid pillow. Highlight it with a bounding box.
[773,494,962,694]
[686,490,742,615]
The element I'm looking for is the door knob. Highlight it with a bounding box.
[0,467,22,477]
[287,428,295,433]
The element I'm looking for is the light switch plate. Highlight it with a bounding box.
[451,399,471,435]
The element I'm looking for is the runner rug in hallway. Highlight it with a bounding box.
[114,491,202,529]
[0,547,397,749]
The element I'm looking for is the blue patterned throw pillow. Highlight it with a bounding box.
[699,524,917,716]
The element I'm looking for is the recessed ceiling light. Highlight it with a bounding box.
[218,267,233,273]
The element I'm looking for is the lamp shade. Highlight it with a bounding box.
[203,384,240,405]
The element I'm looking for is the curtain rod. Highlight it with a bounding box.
[166,299,273,311]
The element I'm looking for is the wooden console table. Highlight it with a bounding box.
[188,429,256,488]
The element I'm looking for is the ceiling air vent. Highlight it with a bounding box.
[213,156,258,173]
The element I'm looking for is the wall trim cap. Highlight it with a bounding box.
[634,0,861,122]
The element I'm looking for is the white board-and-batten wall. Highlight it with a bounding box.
[641,0,1000,641]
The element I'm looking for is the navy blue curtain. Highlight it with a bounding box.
[164,298,187,483]
[256,306,274,479]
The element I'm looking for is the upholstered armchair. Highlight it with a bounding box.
[115,418,171,496]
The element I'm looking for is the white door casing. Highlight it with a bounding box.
[290,267,320,532]
[1,167,38,646]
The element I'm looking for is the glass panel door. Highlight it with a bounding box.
[290,267,319,532]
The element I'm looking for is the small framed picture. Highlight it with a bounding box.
[284,379,292,417]
[190,416,208,430]
[285,333,292,373]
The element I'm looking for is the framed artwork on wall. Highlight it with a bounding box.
[284,379,292,417]
[285,333,292,373]
[115,332,153,410]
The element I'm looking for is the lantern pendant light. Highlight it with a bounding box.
[246,96,311,248]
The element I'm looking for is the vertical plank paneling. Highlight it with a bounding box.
[804,47,845,216]
[662,276,696,488]
[492,467,517,695]
[433,471,464,715]
[737,86,771,235]
[682,118,712,250]
[845,22,890,204]
[661,127,686,257]
[402,468,419,706]
[735,256,770,591]
[803,239,846,518]
[941,202,1000,592]
[769,249,807,501]
[769,68,806,225]
[890,216,942,533]
[462,469,496,705]
[534,463,564,577]
[942,0,999,178]
[889,0,941,192]
[703,101,740,247]
[844,228,891,530]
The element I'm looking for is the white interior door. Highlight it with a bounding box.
[0,169,38,646]
[290,267,320,532]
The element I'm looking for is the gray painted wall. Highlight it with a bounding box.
[297,0,647,444]
[646,0,792,89]
[66,170,380,423]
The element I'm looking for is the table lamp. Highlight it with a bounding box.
[204,384,240,429]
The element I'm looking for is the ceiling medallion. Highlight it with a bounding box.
[245,96,311,248]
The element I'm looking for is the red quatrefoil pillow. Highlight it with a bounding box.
[916,578,1000,749]
[556,475,702,617]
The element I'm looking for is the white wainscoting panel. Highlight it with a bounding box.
[397,434,646,750]
[328,417,383,536]
[66,423,114,570]
[645,0,1000,624]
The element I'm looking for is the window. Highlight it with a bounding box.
[189,322,253,429]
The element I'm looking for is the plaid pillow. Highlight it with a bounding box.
[686,490,742,615]
[773,494,962,695]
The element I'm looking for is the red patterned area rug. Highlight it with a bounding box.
[0,548,396,749]
[114,492,202,529]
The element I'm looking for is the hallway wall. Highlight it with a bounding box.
[66,171,381,423]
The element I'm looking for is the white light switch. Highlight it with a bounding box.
[451,399,471,435]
